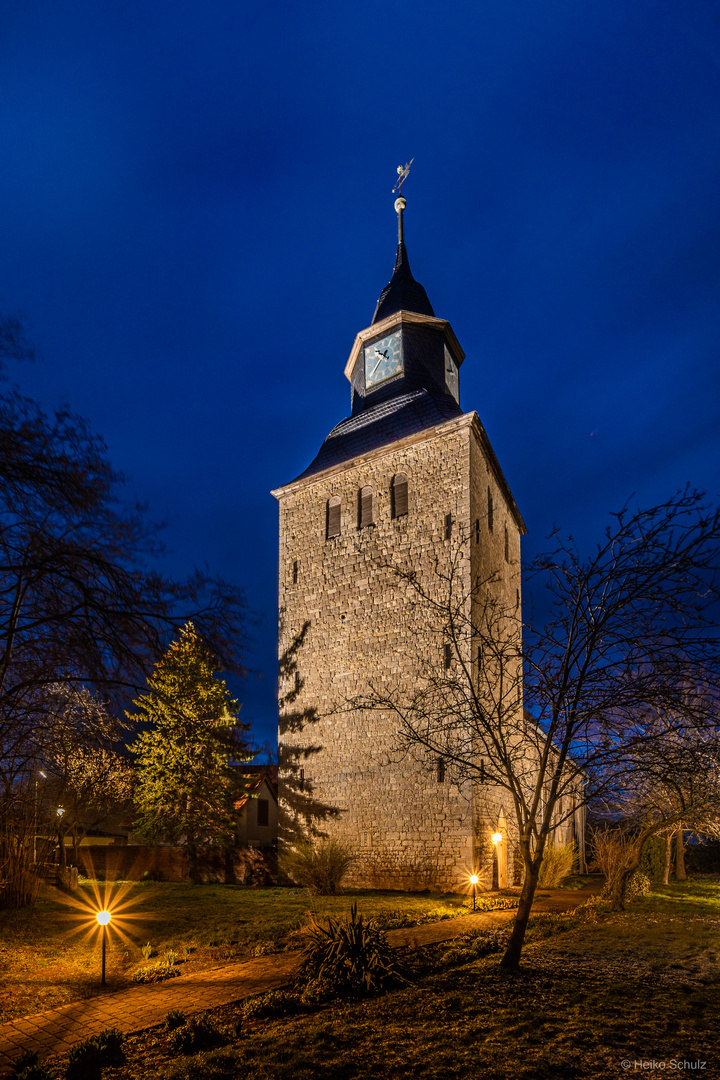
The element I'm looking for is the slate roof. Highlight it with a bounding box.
[372,242,435,323]
[293,388,464,482]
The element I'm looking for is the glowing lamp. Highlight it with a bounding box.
[491,832,502,844]
[469,875,479,885]
[469,872,479,911]
[96,910,111,926]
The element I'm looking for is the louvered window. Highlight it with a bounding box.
[326,496,341,539]
[487,488,494,533]
[359,486,374,528]
[392,473,408,518]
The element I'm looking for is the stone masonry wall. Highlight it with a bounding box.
[275,412,527,892]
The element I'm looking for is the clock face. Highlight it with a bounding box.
[364,330,403,388]
[445,354,459,401]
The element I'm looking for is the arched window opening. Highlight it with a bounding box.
[358,486,374,528]
[392,473,408,518]
[326,495,341,539]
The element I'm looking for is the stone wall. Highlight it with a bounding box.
[276,412,529,891]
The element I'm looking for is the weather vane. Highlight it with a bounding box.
[392,158,414,195]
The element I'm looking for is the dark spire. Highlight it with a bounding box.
[372,194,435,324]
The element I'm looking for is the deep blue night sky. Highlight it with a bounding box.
[2,1,719,746]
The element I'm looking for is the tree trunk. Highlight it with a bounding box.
[499,836,541,971]
[675,829,687,881]
[662,832,672,885]
[57,828,67,872]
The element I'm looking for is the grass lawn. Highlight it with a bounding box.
[83,877,720,1079]
[0,880,477,1022]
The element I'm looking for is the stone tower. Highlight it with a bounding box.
[272,194,526,891]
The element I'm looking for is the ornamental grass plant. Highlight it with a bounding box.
[297,902,409,999]
[280,839,354,895]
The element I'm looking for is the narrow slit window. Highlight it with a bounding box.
[477,644,482,685]
[299,768,305,792]
[392,473,408,518]
[516,587,520,610]
[444,513,453,540]
[257,799,269,827]
[436,757,445,783]
[504,524,509,562]
[444,643,452,670]
[326,496,341,539]
[359,486,374,528]
[292,559,298,584]
[475,518,480,543]
[487,488,494,533]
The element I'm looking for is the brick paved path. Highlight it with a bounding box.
[0,888,593,1070]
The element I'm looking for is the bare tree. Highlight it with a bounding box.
[593,719,720,907]
[40,687,133,870]
[353,489,720,970]
[0,313,252,904]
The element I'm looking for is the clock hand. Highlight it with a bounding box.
[370,350,388,377]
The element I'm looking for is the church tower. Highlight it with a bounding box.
[272,190,526,891]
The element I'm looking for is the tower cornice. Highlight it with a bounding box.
[271,409,526,536]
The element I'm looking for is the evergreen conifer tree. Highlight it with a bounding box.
[129,624,251,855]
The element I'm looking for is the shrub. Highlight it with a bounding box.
[165,1009,186,1032]
[590,826,637,906]
[11,1050,52,1080]
[167,1012,226,1054]
[141,942,153,960]
[297,903,409,999]
[640,835,666,882]
[244,990,302,1021]
[131,962,181,984]
[280,839,355,895]
[537,841,576,887]
[440,928,511,967]
[165,949,178,966]
[65,1029,123,1079]
[626,870,651,901]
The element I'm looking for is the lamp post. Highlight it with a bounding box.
[33,770,46,866]
[469,874,479,911]
[491,831,503,892]
[96,911,111,987]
